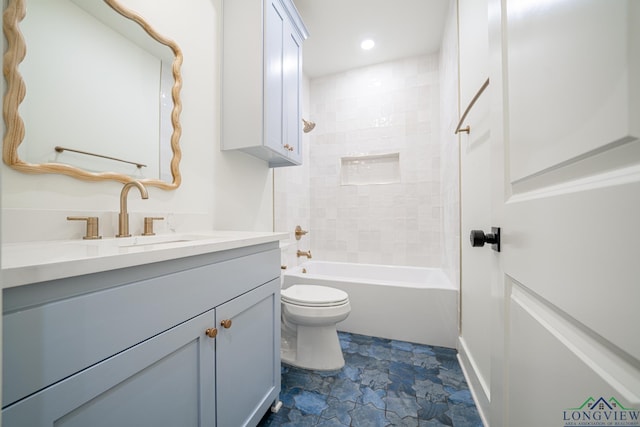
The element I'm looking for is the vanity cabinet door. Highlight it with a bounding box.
[216,278,281,427]
[3,310,216,427]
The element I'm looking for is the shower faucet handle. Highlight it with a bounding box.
[295,225,308,240]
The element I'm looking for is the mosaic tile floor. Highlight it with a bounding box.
[258,332,483,427]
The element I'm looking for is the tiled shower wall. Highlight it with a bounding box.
[274,78,312,271]
[306,55,442,267]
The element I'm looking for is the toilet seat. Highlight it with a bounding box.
[281,284,349,307]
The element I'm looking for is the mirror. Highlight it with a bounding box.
[3,0,183,189]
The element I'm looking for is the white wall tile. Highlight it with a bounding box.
[302,55,444,267]
[276,35,459,276]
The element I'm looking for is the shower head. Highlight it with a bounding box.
[302,118,316,133]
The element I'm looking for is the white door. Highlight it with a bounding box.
[461,1,640,426]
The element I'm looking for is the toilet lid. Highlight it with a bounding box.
[281,285,349,307]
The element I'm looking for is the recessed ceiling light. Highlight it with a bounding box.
[360,39,375,50]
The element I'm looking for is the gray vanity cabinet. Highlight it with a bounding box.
[216,278,281,426]
[3,309,217,426]
[3,244,281,427]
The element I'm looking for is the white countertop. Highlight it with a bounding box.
[1,230,288,289]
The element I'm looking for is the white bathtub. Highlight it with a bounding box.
[283,261,459,348]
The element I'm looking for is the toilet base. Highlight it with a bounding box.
[281,324,345,371]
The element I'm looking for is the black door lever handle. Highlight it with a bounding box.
[470,227,501,252]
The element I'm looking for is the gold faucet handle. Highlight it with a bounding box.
[67,216,102,240]
[142,217,164,236]
[295,225,308,240]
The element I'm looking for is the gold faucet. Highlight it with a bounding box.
[116,181,149,237]
[297,250,312,259]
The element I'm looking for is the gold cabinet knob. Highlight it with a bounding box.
[205,328,218,338]
[220,319,232,329]
[283,144,294,152]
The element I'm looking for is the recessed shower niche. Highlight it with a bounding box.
[340,152,400,186]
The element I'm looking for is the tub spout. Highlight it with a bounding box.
[297,250,312,259]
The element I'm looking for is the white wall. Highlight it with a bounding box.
[1,0,274,243]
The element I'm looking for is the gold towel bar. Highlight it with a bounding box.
[454,78,490,135]
[55,146,147,169]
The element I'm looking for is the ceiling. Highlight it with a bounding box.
[293,0,452,79]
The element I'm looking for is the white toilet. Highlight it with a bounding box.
[280,284,351,371]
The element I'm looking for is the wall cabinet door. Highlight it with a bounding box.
[216,279,280,427]
[265,0,303,164]
[282,14,303,164]
[3,310,216,427]
[264,0,285,156]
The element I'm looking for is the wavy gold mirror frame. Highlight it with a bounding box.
[2,0,183,189]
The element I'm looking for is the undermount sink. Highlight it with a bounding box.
[84,233,222,248]
[118,234,213,247]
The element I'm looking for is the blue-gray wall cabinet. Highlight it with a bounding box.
[222,0,308,167]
